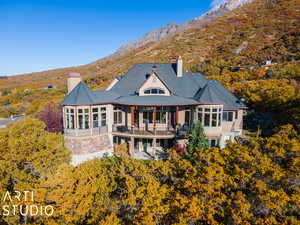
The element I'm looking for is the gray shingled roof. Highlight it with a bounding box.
[116,95,198,106]
[61,63,246,109]
[61,82,96,105]
[193,80,246,110]
[110,63,207,98]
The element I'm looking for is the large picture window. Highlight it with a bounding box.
[66,108,75,129]
[198,106,222,127]
[78,108,89,129]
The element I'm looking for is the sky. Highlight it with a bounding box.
[0,0,215,76]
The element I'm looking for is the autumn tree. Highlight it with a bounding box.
[38,102,63,133]
[0,117,70,224]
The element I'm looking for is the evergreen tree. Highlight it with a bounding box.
[185,121,209,159]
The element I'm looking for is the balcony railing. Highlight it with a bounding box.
[112,125,176,137]
[64,125,108,137]
[112,124,190,138]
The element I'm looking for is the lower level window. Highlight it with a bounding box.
[208,139,219,147]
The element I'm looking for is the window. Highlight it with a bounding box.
[144,88,165,95]
[185,110,191,125]
[218,108,222,126]
[156,106,167,124]
[208,139,219,147]
[101,107,106,126]
[198,107,222,127]
[156,111,167,124]
[78,108,89,129]
[113,106,123,124]
[92,108,99,128]
[223,111,234,122]
[198,108,203,124]
[143,111,153,124]
[66,108,75,129]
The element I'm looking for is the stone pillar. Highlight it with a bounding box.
[177,56,183,77]
[67,72,82,94]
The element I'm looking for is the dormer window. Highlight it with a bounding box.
[144,88,165,95]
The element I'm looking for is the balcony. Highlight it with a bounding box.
[112,125,176,138]
[64,125,108,137]
[112,124,190,139]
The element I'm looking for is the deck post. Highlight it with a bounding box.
[175,106,179,126]
[130,106,134,130]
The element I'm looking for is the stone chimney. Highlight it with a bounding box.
[67,72,81,94]
[177,56,183,77]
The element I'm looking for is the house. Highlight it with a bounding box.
[61,57,247,165]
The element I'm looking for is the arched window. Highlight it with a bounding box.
[144,88,165,95]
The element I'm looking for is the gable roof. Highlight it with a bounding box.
[138,71,173,94]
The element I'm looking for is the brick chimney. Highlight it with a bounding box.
[67,72,81,94]
[177,56,183,77]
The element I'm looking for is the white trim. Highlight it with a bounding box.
[106,78,119,91]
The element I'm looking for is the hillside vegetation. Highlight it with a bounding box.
[0,1,299,224]
[0,118,299,224]
[0,0,299,132]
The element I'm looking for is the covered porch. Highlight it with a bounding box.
[113,136,172,160]
[113,105,195,134]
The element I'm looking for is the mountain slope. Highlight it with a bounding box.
[116,0,253,54]
[1,0,299,90]
[1,0,299,131]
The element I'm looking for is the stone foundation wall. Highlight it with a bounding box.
[64,134,113,155]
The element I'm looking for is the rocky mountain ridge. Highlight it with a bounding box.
[116,0,253,54]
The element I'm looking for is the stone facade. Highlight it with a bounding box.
[64,134,113,155]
